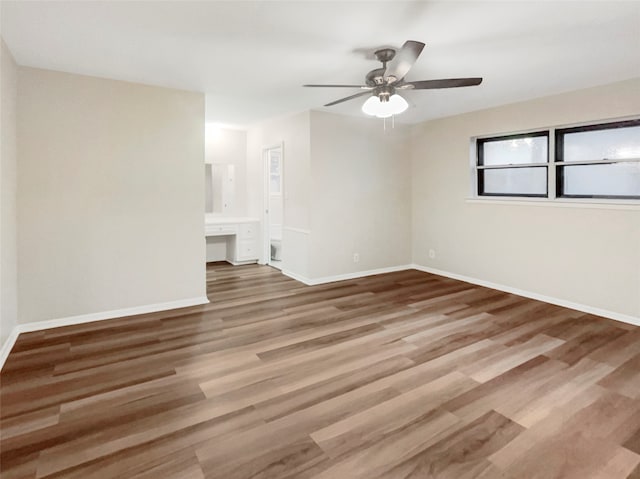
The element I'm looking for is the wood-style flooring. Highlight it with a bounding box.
[1,263,639,478]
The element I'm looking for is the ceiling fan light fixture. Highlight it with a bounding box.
[362,95,383,117]
[387,94,409,115]
[305,40,483,114]
[362,94,408,118]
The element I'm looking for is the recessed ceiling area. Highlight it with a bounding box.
[2,1,639,126]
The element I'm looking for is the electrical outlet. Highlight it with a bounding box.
[428,249,436,259]
[353,253,360,263]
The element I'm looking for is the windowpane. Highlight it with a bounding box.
[562,124,640,163]
[269,149,282,194]
[270,155,281,174]
[559,162,640,198]
[480,135,548,166]
[481,167,547,196]
[270,174,281,194]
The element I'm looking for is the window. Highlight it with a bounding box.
[556,119,640,199]
[474,118,640,201]
[477,132,548,197]
[269,149,282,195]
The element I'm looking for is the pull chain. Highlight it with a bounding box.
[382,115,396,132]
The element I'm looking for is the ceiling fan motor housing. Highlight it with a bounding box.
[366,68,386,86]
[374,48,396,63]
[367,48,400,87]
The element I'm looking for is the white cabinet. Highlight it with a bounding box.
[230,221,259,264]
[205,223,237,236]
[205,217,260,265]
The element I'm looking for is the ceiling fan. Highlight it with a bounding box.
[304,40,482,118]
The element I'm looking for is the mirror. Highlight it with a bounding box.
[205,163,235,215]
[205,164,214,213]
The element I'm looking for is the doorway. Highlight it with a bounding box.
[264,145,283,270]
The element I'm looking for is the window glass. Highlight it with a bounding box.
[481,135,548,166]
[269,150,282,194]
[562,125,640,163]
[560,162,640,198]
[481,167,547,196]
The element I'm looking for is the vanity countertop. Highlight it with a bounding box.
[205,216,260,225]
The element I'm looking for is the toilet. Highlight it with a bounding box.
[270,239,282,261]
[270,224,282,261]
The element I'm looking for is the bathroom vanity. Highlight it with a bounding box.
[205,217,260,265]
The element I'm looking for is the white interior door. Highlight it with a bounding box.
[264,145,283,269]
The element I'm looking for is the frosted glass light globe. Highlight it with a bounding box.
[361,94,408,118]
[387,94,408,115]
[362,96,384,116]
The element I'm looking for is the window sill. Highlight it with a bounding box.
[465,197,640,210]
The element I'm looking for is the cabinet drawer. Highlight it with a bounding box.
[238,223,257,239]
[205,224,237,236]
[237,241,258,260]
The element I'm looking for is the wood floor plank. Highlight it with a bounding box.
[373,410,524,479]
[627,462,640,479]
[253,355,413,422]
[489,389,640,478]
[460,333,564,383]
[0,262,637,478]
[310,371,479,458]
[309,407,462,479]
[599,352,640,399]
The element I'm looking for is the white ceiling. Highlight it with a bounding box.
[2,1,639,126]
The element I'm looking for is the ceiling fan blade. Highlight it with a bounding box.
[303,84,370,88]
[384,40,425,82]
[324,91,371,107]
[404,77,483,89]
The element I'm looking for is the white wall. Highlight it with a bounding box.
[246,110,412,282]
[247,111,311,277]
[17,67,206,324]
[411,78,640,319]
[205,126,247,216]
[309,111,412,279]
[205,126,248,262]
[1,38,18,346]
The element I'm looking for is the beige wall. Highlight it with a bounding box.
[411,78,640,319]
[309,111,412,279]
[246,110,412,281]
[1,38,18,345]
[247,111,311,277]
[17,68,206,323]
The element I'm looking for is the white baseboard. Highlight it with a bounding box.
[3,264,637,372]
[282,265,413,287]
[281,269,312,284]
[0,327,21,374]
[228,259,259,266]
[411,264,639,327]
[283,262,639,326]
[0,296,210,372]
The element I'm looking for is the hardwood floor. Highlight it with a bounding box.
[1,263,639,478]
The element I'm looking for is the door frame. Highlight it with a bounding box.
[262,142,284,266]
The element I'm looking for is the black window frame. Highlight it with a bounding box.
[555,119,640,200]
[476,131,549,198]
